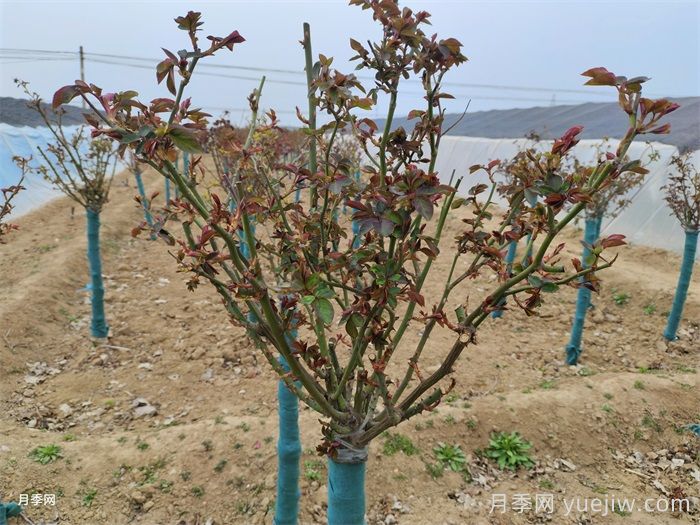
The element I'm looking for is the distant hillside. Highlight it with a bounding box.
[386,97,700,152]
[0,97,87,127]
[4,95,698,152]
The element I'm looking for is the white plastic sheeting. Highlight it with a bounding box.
[0,123,85,216]
[2,124,697,258]
[433,136,699,260]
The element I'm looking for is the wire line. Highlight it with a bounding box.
[1,47,658,98]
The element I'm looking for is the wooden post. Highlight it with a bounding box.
[79,46,86,109]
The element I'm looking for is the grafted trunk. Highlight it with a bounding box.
[327,449,367,525]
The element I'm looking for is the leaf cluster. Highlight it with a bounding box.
[663,152,700,231]
[0,160,25,243]
[484,431,533,471]
[15,80,118,213]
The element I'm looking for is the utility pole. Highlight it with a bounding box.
[79,45,85,109]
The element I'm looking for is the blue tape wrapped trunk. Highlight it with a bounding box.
[663,230,698,341]
[565,217,602,365]
[86,209,108,338]
[0,500,21,525]
[327,459,366,525]
[274,350,301,525]
[236,204,301,524]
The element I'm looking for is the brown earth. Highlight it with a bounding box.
[0,167,698,525]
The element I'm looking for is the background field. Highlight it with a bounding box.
[1,167,698,525]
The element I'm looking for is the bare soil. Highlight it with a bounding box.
[1,167,698,525]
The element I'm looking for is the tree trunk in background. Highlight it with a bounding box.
[274,352,301,524]
[565,216,602,365]
[492,239,519,319]
[86,208,108,338]
[237,215,302,524]
[524,231,533,260]
[183,152,190,179]
[663,230,698,341]
[0,499,21,525]
[134,167,155,239]
[327,451,367,525]
[174,155,181,199]
[351,172,362,249]
[164,177,171,206]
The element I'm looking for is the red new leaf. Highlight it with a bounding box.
[600,234,626,249]
[52,85,80,109]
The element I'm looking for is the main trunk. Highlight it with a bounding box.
[86,209,108,338]
[663,230,698,341]
[565,216,602,365]
[327,449,367,525]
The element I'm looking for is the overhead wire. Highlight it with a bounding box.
[8,46,687,117]
[0,47,646,100]
[77,50,655,98]
[75,56,613,106]
[0,57,76,65]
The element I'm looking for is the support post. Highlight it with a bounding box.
[79,45,86,110]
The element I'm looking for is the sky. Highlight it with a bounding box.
[1,0,698,127]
